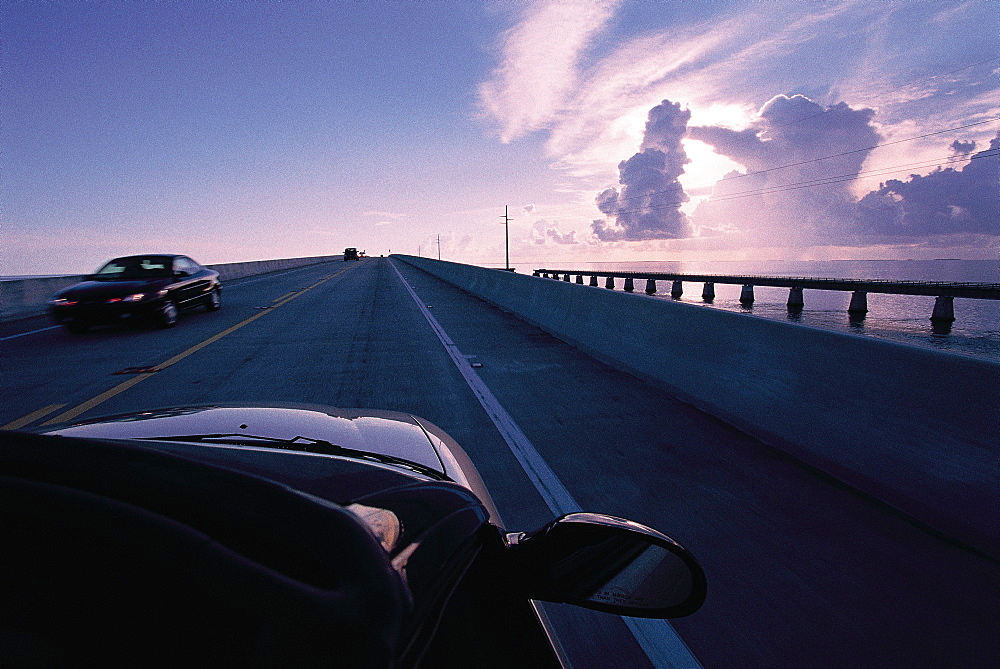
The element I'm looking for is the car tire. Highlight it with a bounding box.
[157,301,178,328]
[204,288,221,311]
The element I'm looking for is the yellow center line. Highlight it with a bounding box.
[2,404,66,430]
[40,270,344,426]
[272,291,296,303]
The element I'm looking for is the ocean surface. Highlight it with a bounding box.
[554,260,1000,363]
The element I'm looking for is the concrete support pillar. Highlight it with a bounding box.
[645,279,657,295]
[575,274,584,284]
[589,275,599,287]
[787,287,804,312]
[931,296,955,322]
[563,273,571,282]
[848,291,868,315]
[624,277,635,292]
[702,282,715,301]
[605,276,615,290]
[533,271,540,277]
[671,281,683,298]
[740,284,755,305]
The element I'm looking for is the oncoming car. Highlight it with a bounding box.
[49,254,221,332]
[1,403,707,667]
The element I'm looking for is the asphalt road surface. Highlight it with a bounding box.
[2,257,997,668]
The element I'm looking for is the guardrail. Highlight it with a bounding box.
[533,269,1000,322]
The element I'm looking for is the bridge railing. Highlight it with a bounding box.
[532,269,1000,322]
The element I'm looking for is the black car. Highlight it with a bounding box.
[49,254,221,332]
[1,403,707,667]
[345,247,360,261]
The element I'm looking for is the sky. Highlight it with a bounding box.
[2,0,998,276]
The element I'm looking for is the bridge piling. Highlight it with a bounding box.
[605,276,615,290]
[740,284,755,305]
[645,279,657,295]
[848,291,868,316]
[563,273,571,282]
[576,274,584,284]
[931,296,956,322]
[624,278,635,292]
[589,275,599,287]
[787,287,804,312]
[671,281,683,298]
[702,282,715,302]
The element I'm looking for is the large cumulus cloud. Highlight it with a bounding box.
[592,100,692,241]
[593,94,997,247]
[852,133,999,238]
[688,94,881,242]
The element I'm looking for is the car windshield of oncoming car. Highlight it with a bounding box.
[94,256,173,280]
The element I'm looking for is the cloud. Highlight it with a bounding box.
[688,94,881,242]
[950,139,977,154]
[364,210,407,227]
[478,0,620,142]
[531,219,579,245]
[592,100,691,241]
[523,203,535,214]
[852,133,1000,238]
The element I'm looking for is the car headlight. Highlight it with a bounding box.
[107,293,145,303]
[50,298,78,306]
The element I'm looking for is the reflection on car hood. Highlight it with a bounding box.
[58,278,171,299]
[45,404,447,474]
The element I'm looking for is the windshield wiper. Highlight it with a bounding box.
[144,433,448,480]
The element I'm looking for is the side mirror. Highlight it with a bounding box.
[508,513,706,618]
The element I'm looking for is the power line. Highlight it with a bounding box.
[719,117,998,180]
[606,116,999,206]
[606,150,998,217]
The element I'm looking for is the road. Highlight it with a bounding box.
[2,257,997,668]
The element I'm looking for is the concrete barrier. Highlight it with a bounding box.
[207,255,342,281]
[394,255,1000,559]
[0,254,342,321]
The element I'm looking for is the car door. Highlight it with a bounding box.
[170,257,205,307]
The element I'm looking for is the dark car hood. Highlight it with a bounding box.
[57,278,172,299]
[40,403,500,523]
[44,404,447,474]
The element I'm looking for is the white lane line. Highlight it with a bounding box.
[391,260,702,669]
[0,325,61,341]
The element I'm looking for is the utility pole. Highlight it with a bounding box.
[437,234,441,261]
[500,205,512,271]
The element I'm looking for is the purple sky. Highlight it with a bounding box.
[2,1,998,275]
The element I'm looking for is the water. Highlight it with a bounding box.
[562,260,1000,363]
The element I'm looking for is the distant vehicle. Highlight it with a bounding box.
[49,254,221,332]
[344,247,360,261]
[3,403,707,667]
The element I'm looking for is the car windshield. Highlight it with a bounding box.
[94,257,173,280]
